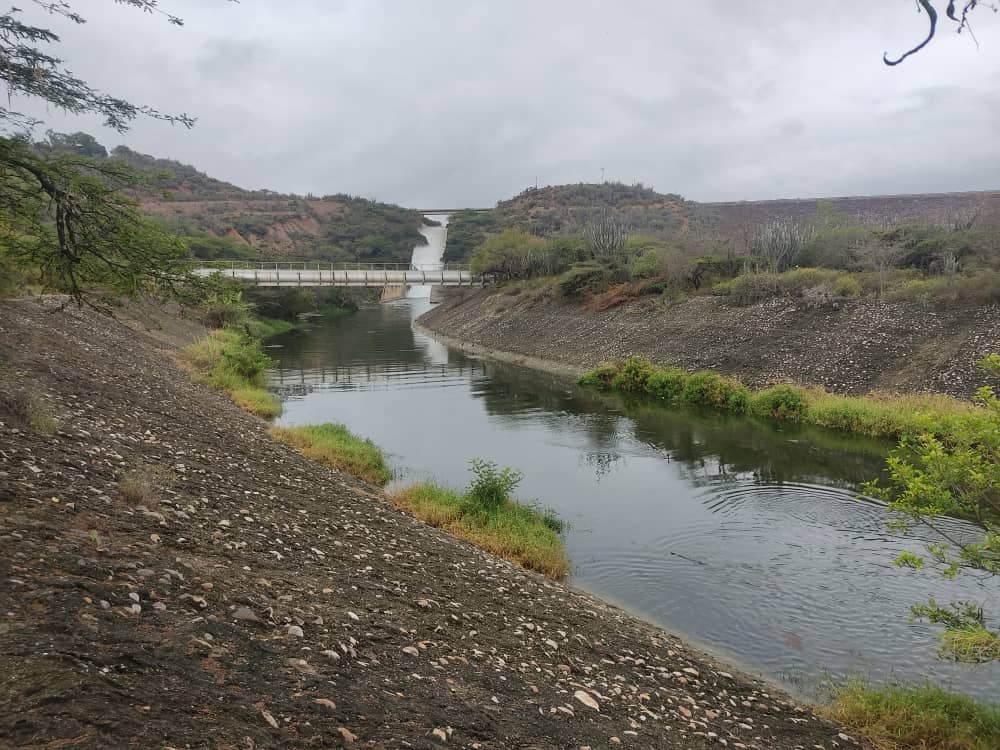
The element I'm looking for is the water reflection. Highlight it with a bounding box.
[268,300,1000,701]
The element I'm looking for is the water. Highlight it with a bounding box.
[267,301,1000,702]
[408,213,449,298]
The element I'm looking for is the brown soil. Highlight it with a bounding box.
[0,299,863,749]
[419,289,1000,398]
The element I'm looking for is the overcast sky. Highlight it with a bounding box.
[13,1,1000,206]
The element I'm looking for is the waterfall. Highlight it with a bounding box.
[407,213,450,299]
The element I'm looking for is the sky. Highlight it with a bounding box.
[10,0,1000,207]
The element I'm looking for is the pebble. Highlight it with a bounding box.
[286,625,304,638]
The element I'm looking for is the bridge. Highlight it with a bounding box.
[193,261,486,287]
[416,208,492,215]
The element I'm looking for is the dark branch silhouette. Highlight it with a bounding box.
[884,0,995,65]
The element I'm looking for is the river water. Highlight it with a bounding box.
[267,301,999,702]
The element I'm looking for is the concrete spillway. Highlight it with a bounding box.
[408,213,450,299]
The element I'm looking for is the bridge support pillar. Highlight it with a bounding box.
[380,284,407,303]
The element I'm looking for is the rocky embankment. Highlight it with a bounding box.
[419,289,1000,398]
[0,299,864,749]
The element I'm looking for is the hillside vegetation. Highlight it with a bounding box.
[450,181,1000,314]
[39,132,429,264]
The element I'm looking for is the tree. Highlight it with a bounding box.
[745,219,814,273]
[885,1,996,66]
[868,354,1000,661]
[0,2,226,306]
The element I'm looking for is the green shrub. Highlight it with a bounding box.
[610,356,655,393]
[557,264,609,299]
[220,334,273,381]
[646,368,688,403]
[832,274,862,297]
[719,273,781,306]
[577,362,620,389]
[750,385,810,420]
[465,458,523,514]
[681,371,750,412]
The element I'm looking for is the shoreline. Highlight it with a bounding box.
[0,298,861,749]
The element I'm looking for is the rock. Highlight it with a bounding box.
[260,708,278,729]
[402,646,420,657]
[573,690,600,711]
[286,625,304,638]
[544,638,559,650]
[233,606,259,622]
[337,726,357,744]
[313,698,337,711]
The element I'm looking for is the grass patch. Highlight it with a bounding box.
[181,328,281,418]
[244,316,299,339]
[939,627,1000,663]
[825,681,1000,750]
[0,378,60,436]
[269,422,391,486]
[580,357,985,442]
[389,481,568,579]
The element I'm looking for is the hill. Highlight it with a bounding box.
[444,182,1000,262]
[39,133,428,263]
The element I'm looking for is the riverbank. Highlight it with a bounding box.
[0,298,861,749]
[418,289,1000,399]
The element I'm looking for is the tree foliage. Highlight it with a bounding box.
[868,354,1000,661]
[0,1,215,305]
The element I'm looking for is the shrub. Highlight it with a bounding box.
[832,274,862,297]
[465,458,523,514]
[610,356,655,393]
[577,362,620,389]
[646,368,688,403]
[181,329,281,418]
[718,273,781,306]
[681,371,750,412]
[750,385,810,420]
[557,263,609,300]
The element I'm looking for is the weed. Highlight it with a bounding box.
[750,385,810,420]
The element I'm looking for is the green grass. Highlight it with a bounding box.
[181,328,281,418]
[825,681,1000,750]
[580,357,986,442]
[390,482,568,579]
[269,422,392,486]
[244,316,299,339]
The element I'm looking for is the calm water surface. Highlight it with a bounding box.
[268,301,999,701]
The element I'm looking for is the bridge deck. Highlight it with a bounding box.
[193,265,483,287]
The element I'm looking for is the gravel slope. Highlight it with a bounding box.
[0,300,862,750]
[419,289,1000,398]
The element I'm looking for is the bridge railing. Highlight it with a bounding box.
[195,260,472,272]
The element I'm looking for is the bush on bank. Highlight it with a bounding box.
[579,357,986,442]
[269,422,392,486]
[390,460,568,579]
[181,328,281,418]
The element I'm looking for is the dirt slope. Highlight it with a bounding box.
[0,300,861,749]
[418,289,1000,398]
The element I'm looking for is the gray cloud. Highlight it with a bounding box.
[12,0,1000,206]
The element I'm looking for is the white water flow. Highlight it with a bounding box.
[407,213,450,299]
